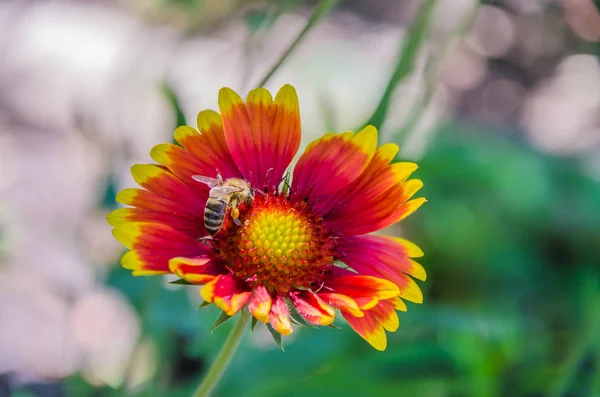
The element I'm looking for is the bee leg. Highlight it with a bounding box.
[231,206,241,226]
[229,197,242,226]
[196,235,214,246]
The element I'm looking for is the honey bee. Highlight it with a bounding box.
[192,174,255,236]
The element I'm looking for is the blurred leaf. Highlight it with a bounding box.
[161,82,187,129]
[244,8,278,32]
[251,317,258,333]
[101,174,119,210]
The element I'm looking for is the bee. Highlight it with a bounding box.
[192,174,255,236]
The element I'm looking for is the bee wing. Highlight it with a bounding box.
[219,186,244,194]
[192,175,221,187]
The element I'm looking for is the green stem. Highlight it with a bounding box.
[193,310,251,397]
[257,0,339,88]
[398,1,479,142]
[362,0,438,131]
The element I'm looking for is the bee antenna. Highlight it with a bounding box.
[335,250,347,259]
[314,281,326,293]
[264,167,274,181]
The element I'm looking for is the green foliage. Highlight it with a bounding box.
[162,82,187,129]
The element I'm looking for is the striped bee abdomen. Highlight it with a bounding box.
[204,197,228,235]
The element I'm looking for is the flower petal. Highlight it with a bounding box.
[112,222,208,274]
[343,310,387,351]
[336,235,426,283]
[219,85,301,190]
[248,285,272,323]
[318,292,364,318]
[150,143,212,196]
[129,164,204,214]
[326,176,424,235]
[173,112,241,179]
[108,207,204,236]
[290,291,335,326]
[269,295,293,336]
[291,125,377,205]
[169,256,225,284]
[200,274,251,316]
[312,143,400,215]
[343,299,400,351]
[120,250,169,276]
[268,85,301,190]
[323,275,399,310]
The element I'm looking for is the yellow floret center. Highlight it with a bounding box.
[217,194,334,293]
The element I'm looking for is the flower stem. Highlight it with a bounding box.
[257,0,339,88]
[192,310,251,397]
[362,0,438,131]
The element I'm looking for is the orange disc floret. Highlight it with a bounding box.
[216,194,335,294]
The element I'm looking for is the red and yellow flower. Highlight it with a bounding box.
[108,84,426,350]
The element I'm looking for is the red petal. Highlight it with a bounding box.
[112,222,209,275]
[336,234,426,282]
[342,299,400,351]
[174,112,241,179]
[269,295,293,336]
[318,292,364,318]
[200,274,251,316]
[312,143,401,215]
[169,256,226,284]
[291,126,377,206]
[326,176,424,235]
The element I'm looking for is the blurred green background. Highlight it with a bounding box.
[1,0,599,396]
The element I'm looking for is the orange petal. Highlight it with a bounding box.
[218,85,301,190]
[268,85,301,190]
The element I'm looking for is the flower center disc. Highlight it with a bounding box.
[217,194,334,293]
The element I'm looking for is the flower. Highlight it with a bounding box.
[108,84,426,351]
